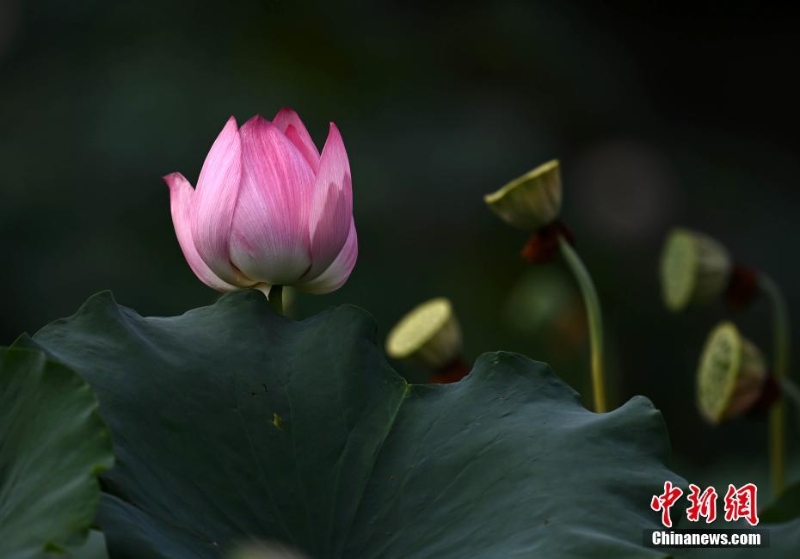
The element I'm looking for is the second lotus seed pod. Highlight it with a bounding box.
[697,321,767,425]
[385,297,463,370]
[484,159,562,232]
[660,228,732,312]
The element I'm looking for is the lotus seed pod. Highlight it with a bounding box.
[660,228,732,312]
[386,297,463,370]
[484,159,562,232]
[697,321,767,425]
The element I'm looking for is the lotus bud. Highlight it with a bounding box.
[386,298,464,374]
[697,321,767,424]
[659,228,732,312]
[165,109,357,297]
[484,159,562,232]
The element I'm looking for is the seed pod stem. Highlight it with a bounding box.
[759,273,791,497]
[558,235,607,413]
[778,378,800,426]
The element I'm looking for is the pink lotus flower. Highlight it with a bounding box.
[165,109,357,295]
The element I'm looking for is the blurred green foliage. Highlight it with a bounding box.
[2,0,799,498]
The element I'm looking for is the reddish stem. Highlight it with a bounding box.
[745,375,781,418]
[725,264,758,310]
[520,220,575,264]
[430,356,471,384]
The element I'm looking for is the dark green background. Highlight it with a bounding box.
[2,0,799,498]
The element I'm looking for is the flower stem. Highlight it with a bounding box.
[269,285,284,315]
[759,273,791,497]
[779,378,800,429]
[558,236,608,413]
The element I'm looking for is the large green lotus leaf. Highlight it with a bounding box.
[68,530,112,559]
[0,348,113,559]
[21,290,682,558]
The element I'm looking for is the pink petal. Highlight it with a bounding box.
[165,173,238,292]
[297,220,358,294]
[191,116,252,286]
[303,123,353,280]
[229,115,315,285]
[273,108,320,173]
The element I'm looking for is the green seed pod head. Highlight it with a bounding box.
[659,228,732,312]
[697,321,767,425]
[484,159,562,232]
[385,297,463,369]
